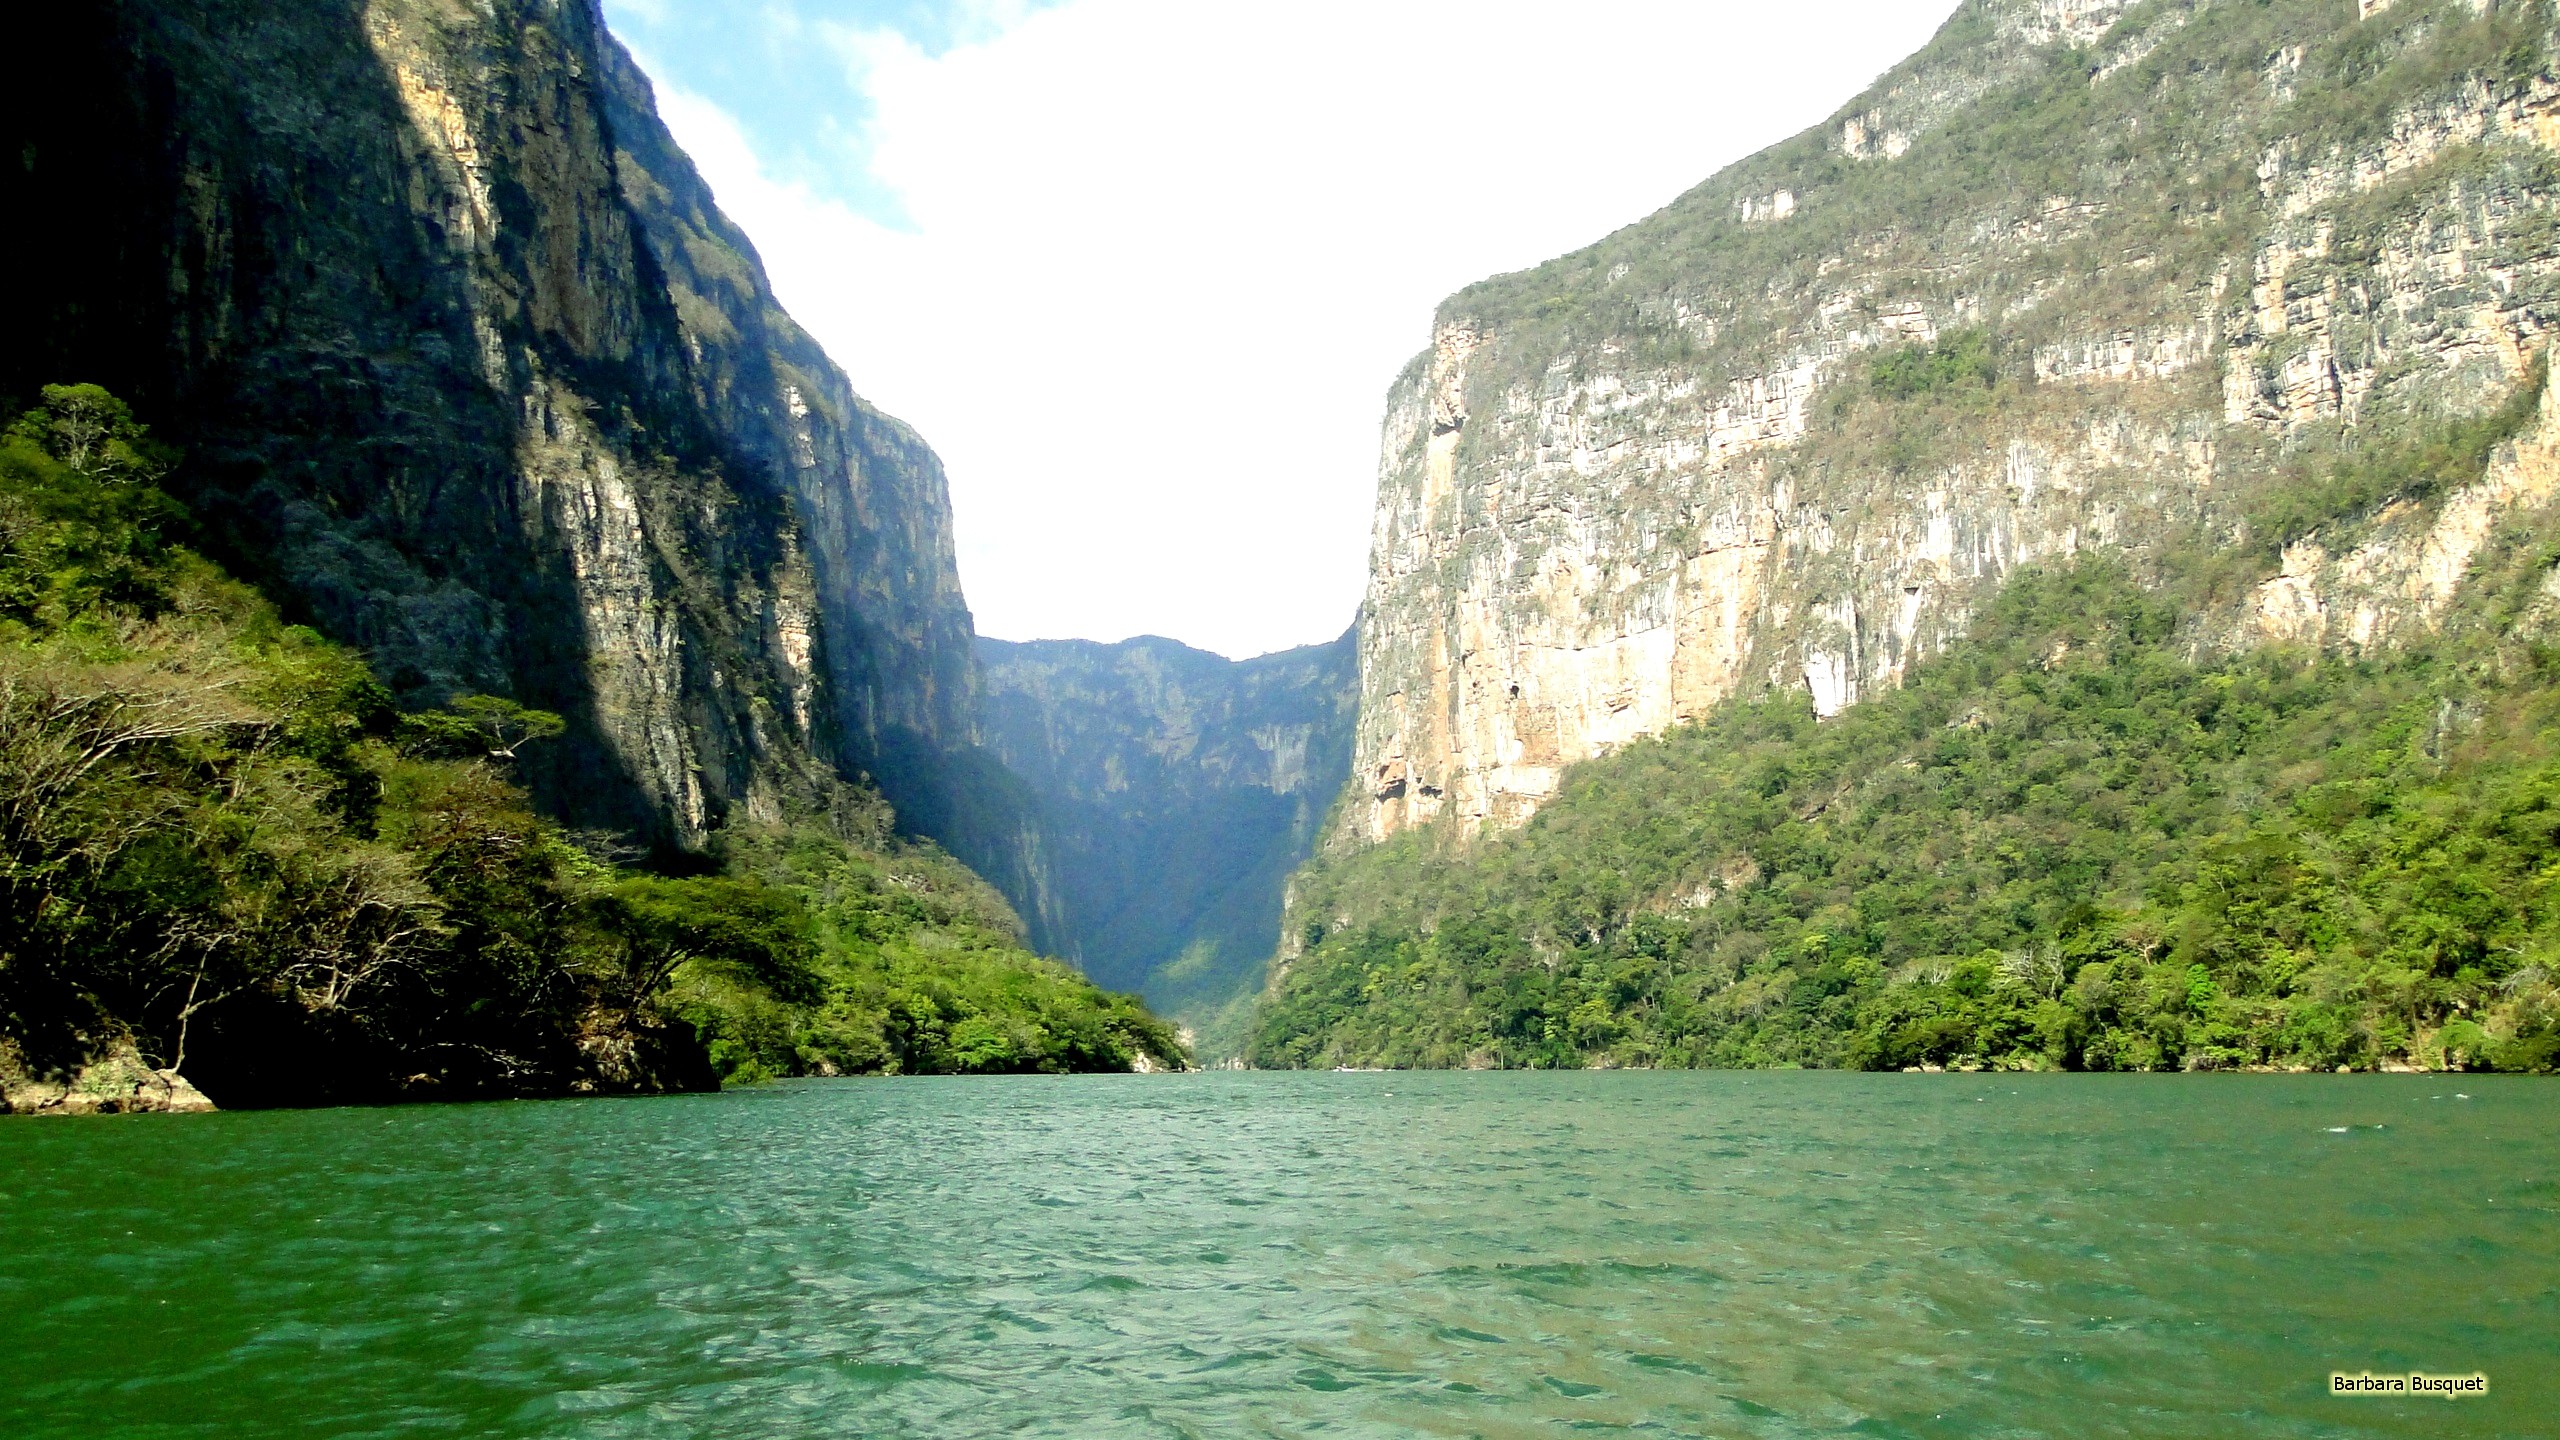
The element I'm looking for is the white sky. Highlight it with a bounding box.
[623,1,1959,658]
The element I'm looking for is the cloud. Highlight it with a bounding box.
[633,0,1957,658]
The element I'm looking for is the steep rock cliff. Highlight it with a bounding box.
[1352,0,2560,841]
[977,631,1356,1023]
[0,0,1010,865]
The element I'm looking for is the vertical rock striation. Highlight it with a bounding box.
[976,630,1356,1023]
[1351,0,2560,843]
[593,40,1046,895]
[0,0,1011,862]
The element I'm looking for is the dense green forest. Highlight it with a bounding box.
[1254,384,2560,1075]
[0,387,1180,1109]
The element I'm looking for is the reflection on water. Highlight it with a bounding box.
[3,1072,2552,1438]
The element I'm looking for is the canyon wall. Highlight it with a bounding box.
[1351,0,2560,841]
[978,631,1356,1023]
[0,0,1016,867]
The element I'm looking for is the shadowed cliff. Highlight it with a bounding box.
[0,0,1034,879]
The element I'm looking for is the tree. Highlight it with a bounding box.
[6,384,177,485]
[399,695,567,761]
[606,875,818,1011]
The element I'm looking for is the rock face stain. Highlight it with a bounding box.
[1349,0,2560,844]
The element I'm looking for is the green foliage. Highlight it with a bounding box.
[664,825,1190,1082]
[397,695,567,761]
[610,874,820,1005]
[0,387,1184,1104]
[0,414,192,631]
[1256,538,2560,1074]
[1868,330,1998,401]
[4,384,177,488]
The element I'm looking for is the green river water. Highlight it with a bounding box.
[1,1072,2552,1438]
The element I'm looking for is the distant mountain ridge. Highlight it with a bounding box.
[977,630,1355,1033]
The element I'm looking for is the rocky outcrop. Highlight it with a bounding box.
[2254,372,2560,648]
[0,0,1005,862]
[1351,0,2560,842]
[1,1040,215,1116]
[977,630,1356,1020]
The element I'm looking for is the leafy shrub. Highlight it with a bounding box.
[1869,329,1999,400]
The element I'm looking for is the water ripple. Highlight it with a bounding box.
[2,1072,2553,1438]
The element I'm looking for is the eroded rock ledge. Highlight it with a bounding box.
[2,1042,216,1117]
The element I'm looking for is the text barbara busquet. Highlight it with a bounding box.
[2330,1372,2487,1398]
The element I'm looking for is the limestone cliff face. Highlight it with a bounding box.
[2,0,994,858]
[977,631,1356,1020]
[595,41,1041,895]
[1353,0,2560,841]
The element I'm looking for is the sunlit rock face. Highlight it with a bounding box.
[976,631,1356,1020]
[2,0,996,859]
[1352,0,2560,843]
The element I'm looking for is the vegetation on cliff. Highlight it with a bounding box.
[1255,399,2560,1074]
[1449,0,2558,385]
[0,388,1180,1109]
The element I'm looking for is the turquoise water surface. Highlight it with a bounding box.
[2,1072,2552,1438]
